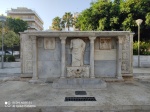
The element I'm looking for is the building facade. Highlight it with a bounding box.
[7,7,43,31]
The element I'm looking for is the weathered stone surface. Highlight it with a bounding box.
[95,60,116,77]
[94,49,116,60]
[38,61,61,78]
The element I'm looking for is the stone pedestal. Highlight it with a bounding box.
[67,66,89,78]
[52,78,107,89]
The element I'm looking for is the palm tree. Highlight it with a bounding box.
[61,12,74,31]
[52,17,62,31]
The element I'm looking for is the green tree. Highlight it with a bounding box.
[0,22,9,34]
[6,17,28,34]
[75,8,93,31]
[0,30,19,55]
[76,0,112,31]
[52,17,62,31]
[4,31,19,47]
[61,12,74,31]
[120,0,150,40]
[75,0,150,41]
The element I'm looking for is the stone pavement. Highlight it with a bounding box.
[0,79,150,112]
[0,67,150,111]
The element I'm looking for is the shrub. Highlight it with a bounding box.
[4,55,15,62]
[133,41,150,55]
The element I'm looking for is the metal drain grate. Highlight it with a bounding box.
[65,97,96,101]
[75,91,87,95]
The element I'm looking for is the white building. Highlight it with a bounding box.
[7,7,44,31]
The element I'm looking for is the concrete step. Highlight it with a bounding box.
[133,68,150,76]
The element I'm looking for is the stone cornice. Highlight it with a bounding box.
[20,31,134,37]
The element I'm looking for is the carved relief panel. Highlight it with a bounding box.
[44,37,55,49]
[22,36,33,73]
[100,38,111,50]
[38,38,43,48]
[121,35,131,73]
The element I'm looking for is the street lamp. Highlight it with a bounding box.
[0,14,6,69]
[136,19,143,68]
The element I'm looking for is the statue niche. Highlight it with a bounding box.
[67,38,89,78]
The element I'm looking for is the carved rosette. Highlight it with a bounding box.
[121,35,130,73]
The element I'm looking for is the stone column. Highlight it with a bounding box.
[117,36,123,79]
[31,36,38,80]
[59,37,67,78]
[89,37,96,78]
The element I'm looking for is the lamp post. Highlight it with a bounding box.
[0,15,6,69]
[136,19,143,68]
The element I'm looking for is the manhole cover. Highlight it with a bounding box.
[75,91,87,95]
[65,97,96,101]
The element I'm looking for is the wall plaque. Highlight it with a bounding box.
[44,37,55,49]
[100,38,111,50]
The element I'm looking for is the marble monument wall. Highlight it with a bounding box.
[20,31,134,80]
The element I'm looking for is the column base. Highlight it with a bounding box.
[32,76,38,80]
[90,76,95,78]
[60,76,65,78]
[117,76,123,80]
[29,79,43,84]
[29,77,42,84]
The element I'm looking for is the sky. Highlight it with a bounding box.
[0,0,92,30]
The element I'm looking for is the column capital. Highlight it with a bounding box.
[118,36,124,44]
[130,33,134,38]
[60,37,67,44]
[59,37,67,40]
[88,37,96,40]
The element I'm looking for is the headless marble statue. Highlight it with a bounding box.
[70,39,86,66]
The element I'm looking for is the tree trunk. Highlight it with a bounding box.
[11,46,14,56]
